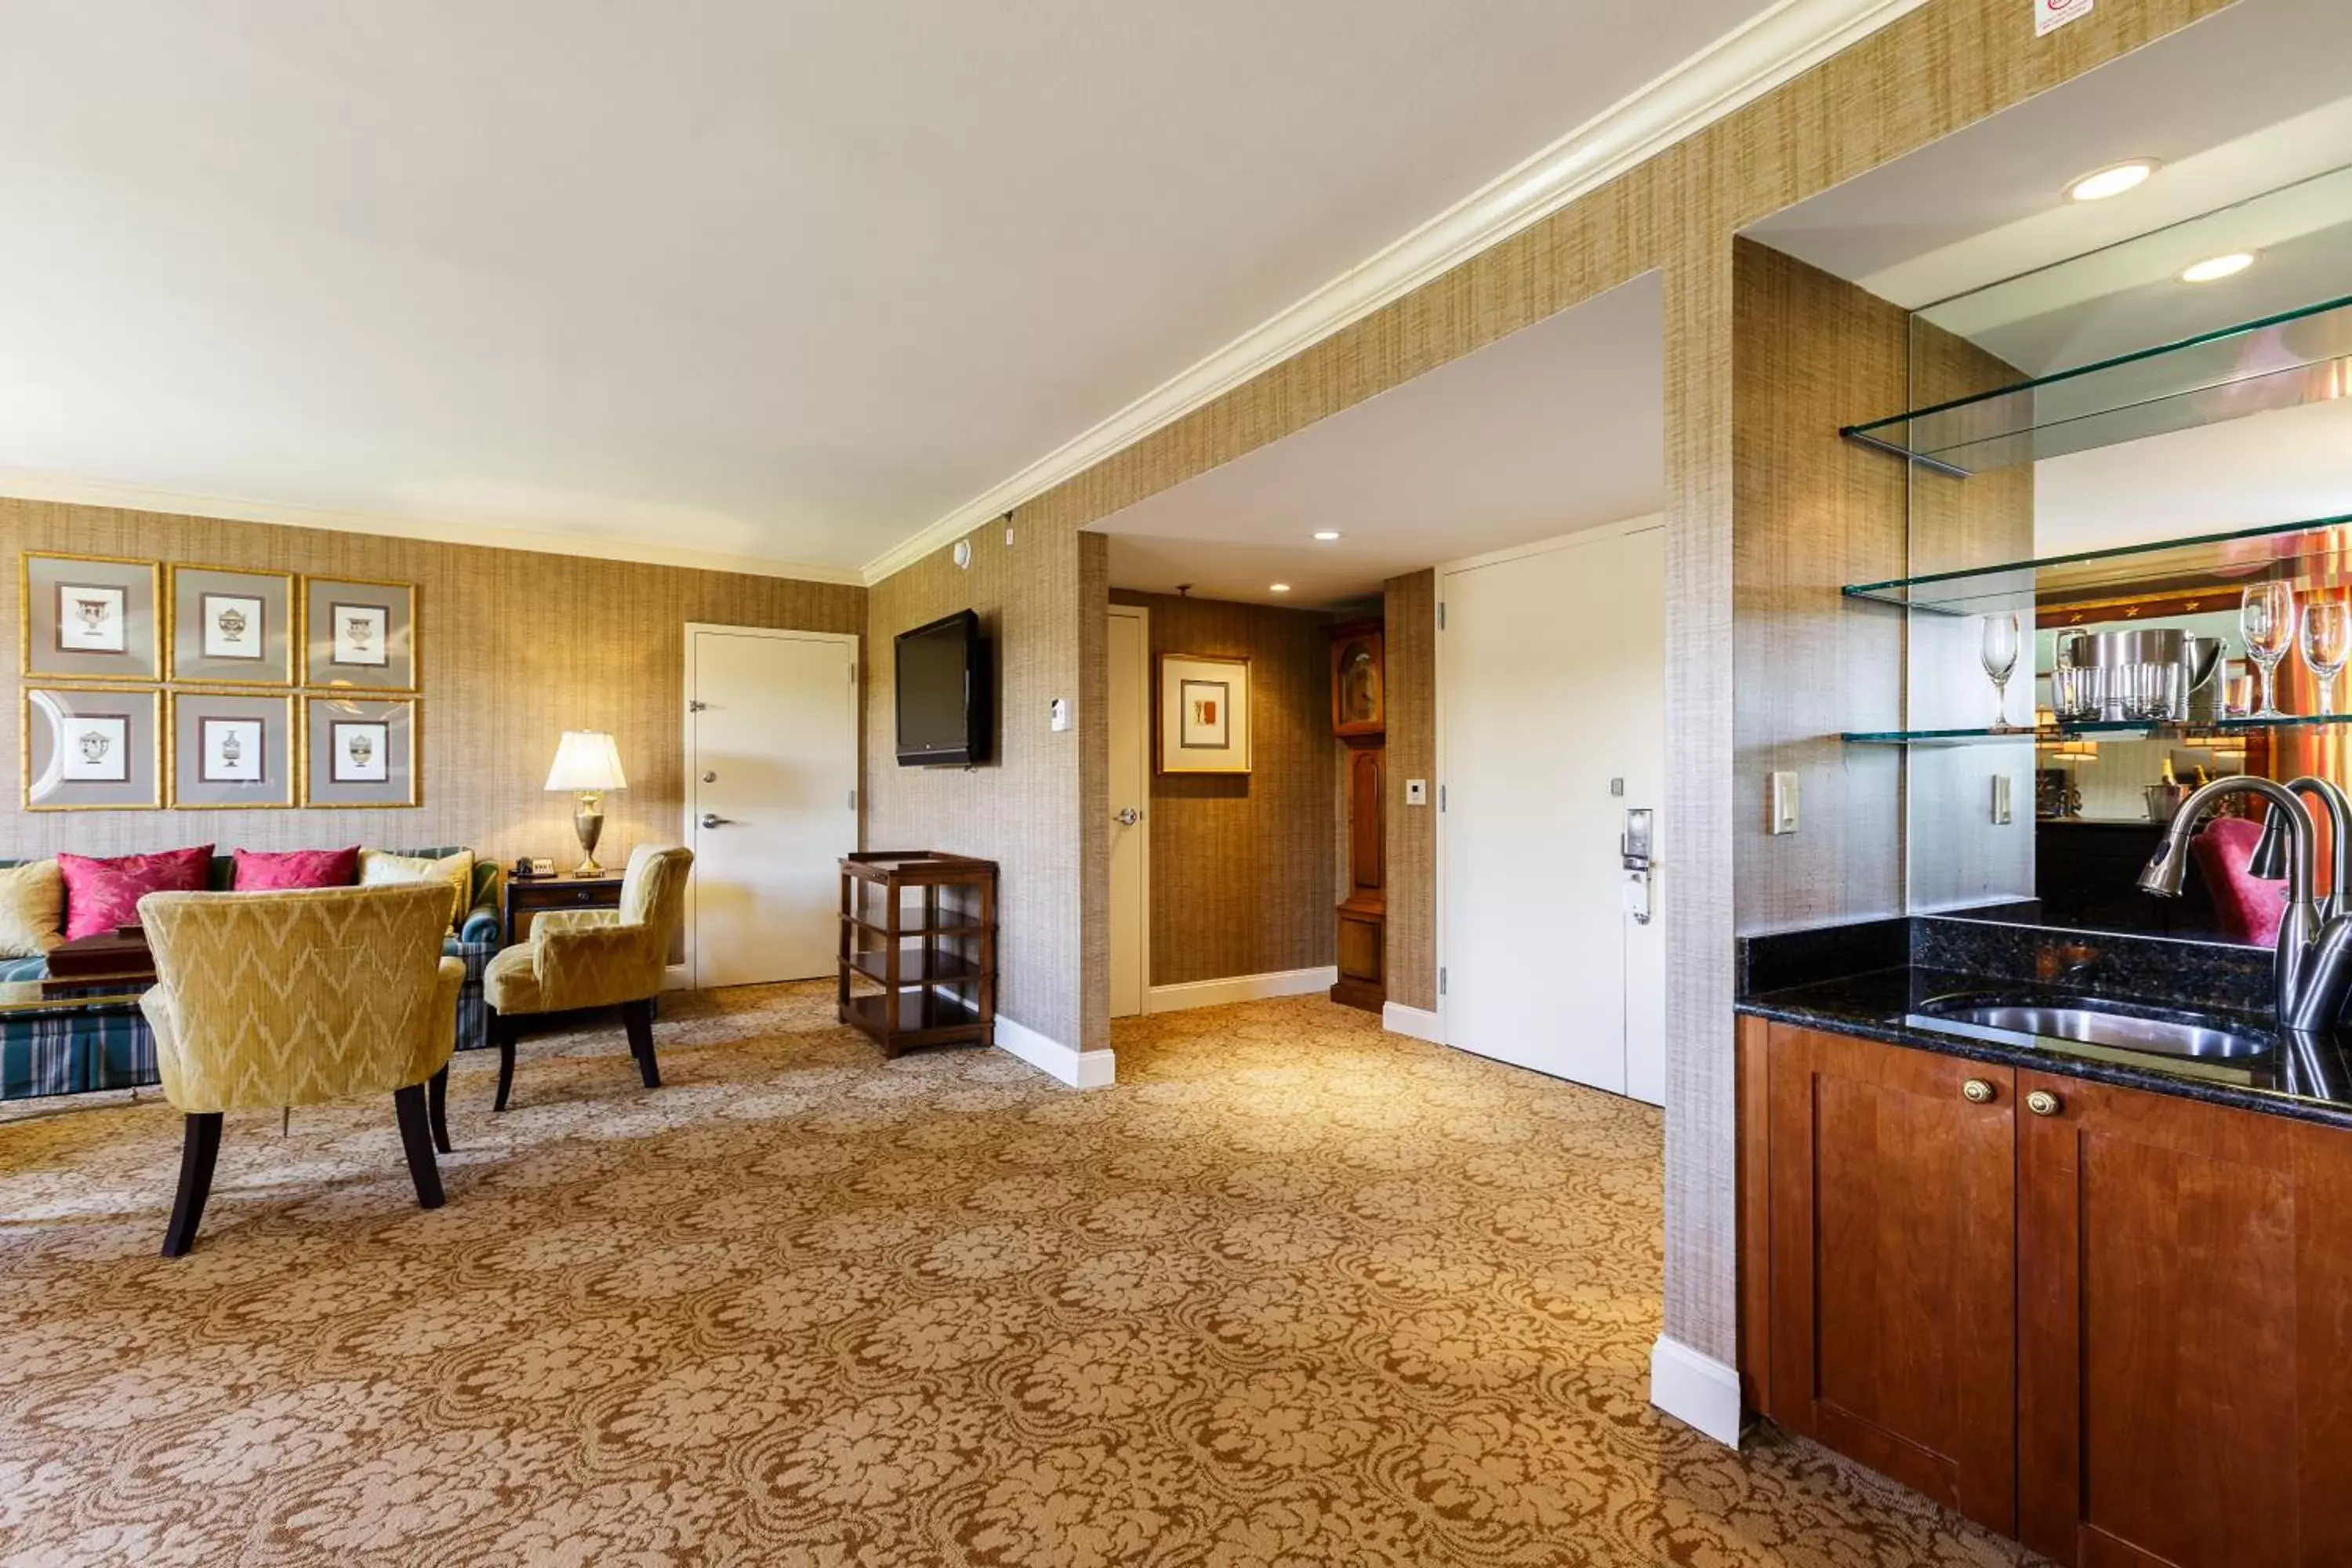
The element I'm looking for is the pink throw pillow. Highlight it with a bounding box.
[57,846,214,941]
[233,846,359,891]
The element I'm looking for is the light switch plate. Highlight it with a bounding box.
[1767,771,1799,835]
[1049,697,1071,732]
[1405,779,1428,807]
[1991,773,2013,826]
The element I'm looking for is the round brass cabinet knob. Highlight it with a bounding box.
[2026,1089,2063,1118]
[1962,1079,1995,1105]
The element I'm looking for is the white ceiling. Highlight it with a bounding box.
[1090,274,1664,608]
[1746,0,2352,350]
[0,0,1772,576]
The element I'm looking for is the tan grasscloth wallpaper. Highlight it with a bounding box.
[1110,590,1335,989]
[1382,571,1436,1013]
[0,496,864,866]
[861,0,2242,1382]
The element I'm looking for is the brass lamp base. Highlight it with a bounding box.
[572,792,606,877]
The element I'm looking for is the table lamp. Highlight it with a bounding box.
[545,731,626,877]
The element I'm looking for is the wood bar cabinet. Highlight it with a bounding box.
[838,851,997,1057]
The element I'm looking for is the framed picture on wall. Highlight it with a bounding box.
[168,691,294,808]
[167,564,296,685]
[301,694,418,807]
[23,554,161,681]
[1156,652,1252,775]
[300,577,416,691]
[24,685,162,811]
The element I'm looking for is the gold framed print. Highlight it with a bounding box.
[23,553,161,681]
[167,564,295,686]
[1156,652,1252,775]
[300,576,416,691]
[24,685,162,810]
[169,690,295,809]
[301,694,418,807]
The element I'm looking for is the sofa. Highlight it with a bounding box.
[0,846,502,1102]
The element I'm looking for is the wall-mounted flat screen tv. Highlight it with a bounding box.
[895,609,989,767]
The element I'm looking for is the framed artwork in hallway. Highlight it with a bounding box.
[1156,652,1250,775]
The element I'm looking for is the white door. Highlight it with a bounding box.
[685,626,858,988]
[1108,605,1150,1017]
[1440,524,1665,1103]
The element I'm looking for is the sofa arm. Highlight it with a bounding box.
[459,905,502,947]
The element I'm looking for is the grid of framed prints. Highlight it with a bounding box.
[18,551,422,811]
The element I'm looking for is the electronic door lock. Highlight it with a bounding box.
[1621,808,1653,871]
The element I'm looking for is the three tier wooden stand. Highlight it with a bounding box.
[837,851,998,1057]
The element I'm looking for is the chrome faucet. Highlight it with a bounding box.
[2138,775,2352,1032]
[2249,775,2352,920]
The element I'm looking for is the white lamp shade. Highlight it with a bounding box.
[545,731,627,792]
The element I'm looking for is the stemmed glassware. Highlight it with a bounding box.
[1980,612,2020,728]
[2302,597,2351,715]
[2242,581,2298,719]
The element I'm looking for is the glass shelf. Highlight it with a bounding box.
[1842,514,2352,615]
[1842,292,2352,477]
[1843,714,2352,747]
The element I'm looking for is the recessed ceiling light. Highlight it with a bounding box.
[1269,583,1290,593]
[1312,530,1341,542]
[2180,252,2255,284]
[2066,161,2156,202]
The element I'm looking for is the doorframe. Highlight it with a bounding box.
[1107,602,1152,1016]
[1433,513,1665,1049]
[681,622,862,989]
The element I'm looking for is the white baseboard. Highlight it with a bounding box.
[1144,966,1338,1014]
[994,1014,1116,1089]
[1381,1001,1445,1043]
[1650,1334,1744,1447]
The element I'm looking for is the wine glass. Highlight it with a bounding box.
[2241,581,2298,718]
[1980,613,2020,728]
[2303,597,2351,715]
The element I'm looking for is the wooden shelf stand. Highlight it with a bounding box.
[837,851,997,1056]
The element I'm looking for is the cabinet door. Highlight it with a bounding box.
[1766,1024,2018,1534]
[2016,1072,2352,1568]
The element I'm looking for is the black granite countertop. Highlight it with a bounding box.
[1737,916,2352,1131]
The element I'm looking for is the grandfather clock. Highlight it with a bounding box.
[1330,621,1385,1012]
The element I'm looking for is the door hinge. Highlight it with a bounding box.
[1437,602,1446,630]
[848,788,858,812]
[1439,967,1448,996]
[848,664,857,685]
[1439,785,1447,812]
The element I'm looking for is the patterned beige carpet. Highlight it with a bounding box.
[0,987,2032,1566]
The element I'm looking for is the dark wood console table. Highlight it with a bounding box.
[838,851,997,1056]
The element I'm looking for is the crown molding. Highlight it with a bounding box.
[0,468,866,586]
[861,0,1926,586]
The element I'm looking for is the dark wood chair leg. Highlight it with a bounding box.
[162,1112,223,1258]
[426,1064,452,1153]
[492,1011,517,1112]
[393,1083,445,1210]
[623,997,659,1089]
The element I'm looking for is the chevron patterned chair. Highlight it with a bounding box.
[483,844,693,1110]
[137,882,465,1258]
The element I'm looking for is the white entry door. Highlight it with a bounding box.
[1440,523,1665,1103]
[1108,604,1150,1017]
[685,625,859,988]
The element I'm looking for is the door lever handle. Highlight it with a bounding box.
[700,813,735,829]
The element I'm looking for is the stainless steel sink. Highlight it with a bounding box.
[1916,1001,2270,1061]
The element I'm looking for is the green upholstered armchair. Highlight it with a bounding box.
[482,844,692,1110]
[137,882,463,1257]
